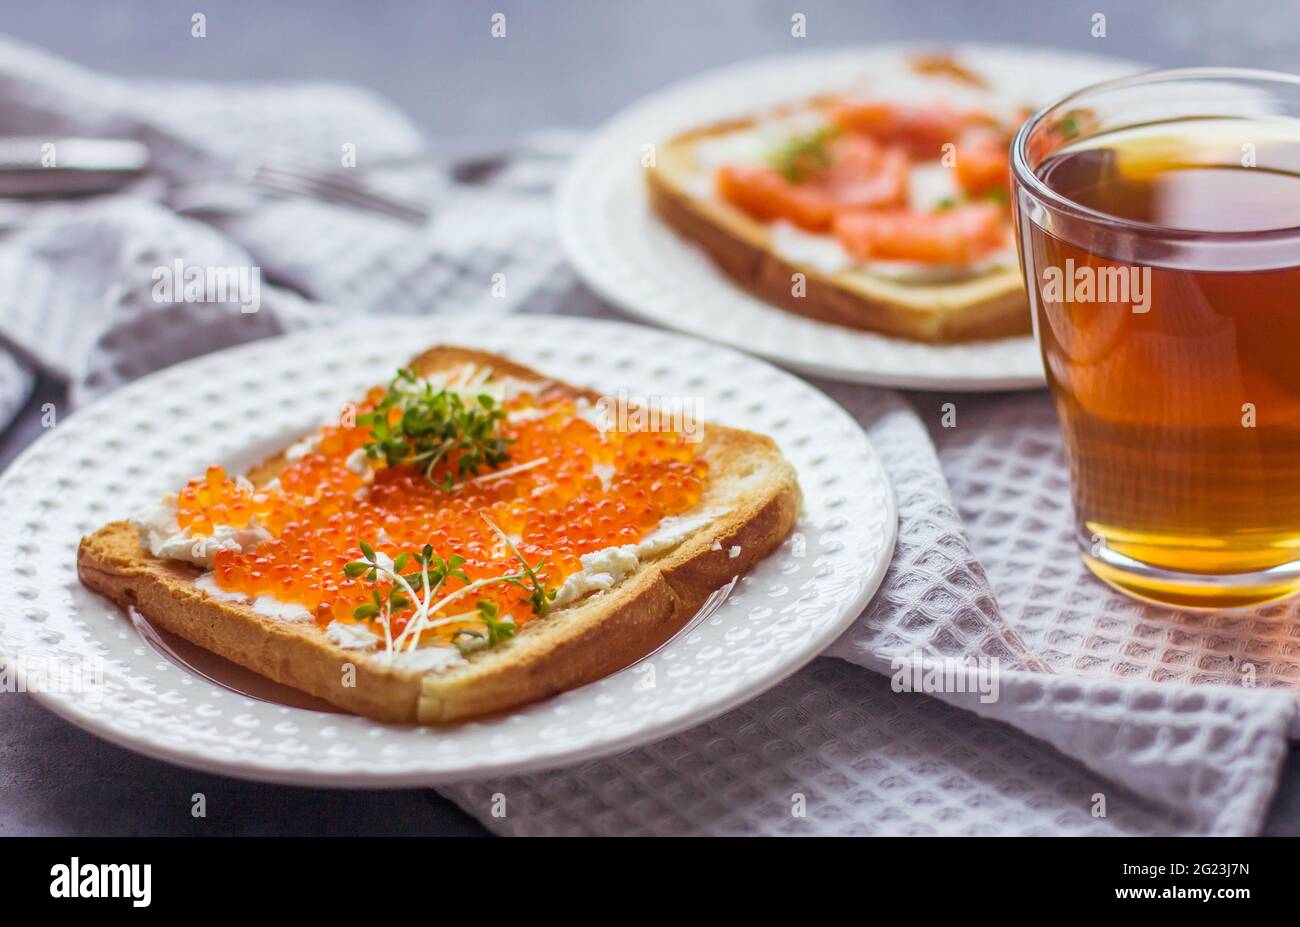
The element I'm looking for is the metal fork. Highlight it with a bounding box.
[243,143,517,225]
[0,137,515,227]
[246,152,432,225]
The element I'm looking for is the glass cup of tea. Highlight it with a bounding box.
[1010,68,1300,609]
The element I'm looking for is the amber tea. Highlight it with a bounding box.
[1016,99,1300,608]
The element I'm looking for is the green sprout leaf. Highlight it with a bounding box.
[477,599,517,646]
[359,368,513,490]
[768,126,840,184]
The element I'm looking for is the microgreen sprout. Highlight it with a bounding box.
[768,126,840,183]
[343,517,555,660]
[1056,108,1091,141]
[356,367,512,490]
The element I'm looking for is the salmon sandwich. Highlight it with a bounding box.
[646,51,1035,343]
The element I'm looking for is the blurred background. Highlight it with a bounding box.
[7,0,1298,146]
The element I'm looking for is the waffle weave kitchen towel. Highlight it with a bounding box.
[0,37,1295,836]
[0,36,573,413]
[441,331,1297,835]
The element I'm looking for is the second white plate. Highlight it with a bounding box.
[557,43,1144,390]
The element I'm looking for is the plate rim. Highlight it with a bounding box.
[2,314,898,787]
[556,41,1150,391]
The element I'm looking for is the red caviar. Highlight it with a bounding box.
[174,378,707,645]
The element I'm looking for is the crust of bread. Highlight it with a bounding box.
[645,118,1032,343]
[77,347,802,724]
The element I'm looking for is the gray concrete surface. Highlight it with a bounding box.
[2,0,1298,836]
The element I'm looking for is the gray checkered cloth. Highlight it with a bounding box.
[1,37,1295,836]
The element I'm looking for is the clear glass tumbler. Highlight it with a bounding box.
[1010,68,1300,609]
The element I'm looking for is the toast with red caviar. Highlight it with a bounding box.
[77,346,801,724]
[646,53,1034,342]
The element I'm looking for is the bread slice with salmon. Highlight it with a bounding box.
[646,52,1034,343]
[77,347,801,724]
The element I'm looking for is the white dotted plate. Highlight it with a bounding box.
[0,317,896,786]
[557,44,1143,390]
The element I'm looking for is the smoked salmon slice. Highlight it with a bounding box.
[832,201,1007,264]
[823,100,990,159]
[715,134,908,233]
[825,135,910,210]
[716,164,837,231]
[954,138,1011,199]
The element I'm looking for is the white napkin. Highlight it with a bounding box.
[1,38,1295,836]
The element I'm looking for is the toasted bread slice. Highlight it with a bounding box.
[77,347,801,724]
[646,118,1031,343]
